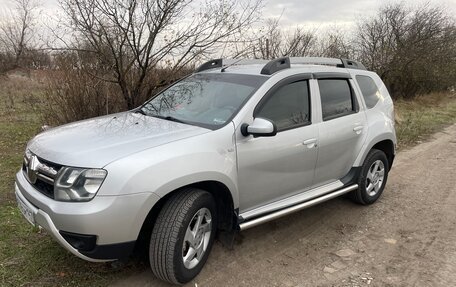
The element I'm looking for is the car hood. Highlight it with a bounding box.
[27,112,210,168]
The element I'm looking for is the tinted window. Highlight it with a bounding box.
[140,73,267,129]
[319,79,355,121]
[256,81,310,131]
[356,75,381,108]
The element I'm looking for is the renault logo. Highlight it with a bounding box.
[27,155,40,184]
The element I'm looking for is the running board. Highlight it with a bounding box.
[239,184,358,231]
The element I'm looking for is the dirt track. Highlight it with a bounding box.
[111,124,456,287]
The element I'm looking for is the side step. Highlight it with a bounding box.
[239,184,358,231]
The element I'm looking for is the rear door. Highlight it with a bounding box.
[313,74,367,185]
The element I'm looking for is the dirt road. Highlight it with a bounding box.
[112,124,456,287]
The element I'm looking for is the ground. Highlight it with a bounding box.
[112,123,456,287]
[0,74,456,286]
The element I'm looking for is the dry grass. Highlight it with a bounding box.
[0,73,142,287]
[395,92,456,149]
[0,73,44,205]
[42,69,125,126]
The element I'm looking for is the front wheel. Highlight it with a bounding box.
[351,149,389,205]
[149,188,217,284]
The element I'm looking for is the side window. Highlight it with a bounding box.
[318,79,356,121]
[356,75,381,109]
[256,80,310,131]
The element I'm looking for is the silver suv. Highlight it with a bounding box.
[15,57,396,284]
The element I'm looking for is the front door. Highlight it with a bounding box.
[236,78,319,213]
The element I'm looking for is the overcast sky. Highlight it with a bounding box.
[1,0,455,29]
[263,0,456,29]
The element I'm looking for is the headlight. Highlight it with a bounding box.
[25,149,32,161]
[54,167,107,202]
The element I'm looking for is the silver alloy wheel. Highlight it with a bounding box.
[366,160,385,196]
[182,207,212,269]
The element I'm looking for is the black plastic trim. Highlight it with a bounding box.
[60,230,135,260]
[195,58,223,72]
[261,57,291,75]
[340,58,367,70]
[340,166,362,186]
[313,72,351,79]
[350,79,360,113]
[389,154,395,171]
[80,241,136,260]
[60,231,96,252]
[235,208,244,227]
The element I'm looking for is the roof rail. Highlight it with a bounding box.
[289,57,342,66]
[260,57,290,75]
[290,57,366,70]
[195,58,223,72]
[195,57,366,74]
[340,58,366,70]
[195,59,269,73]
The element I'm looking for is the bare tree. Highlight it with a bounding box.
[316,27,354,59]
[355,3,456,98]
[0,0,40,69]
[55,0,263,109]
[250,18,316,59]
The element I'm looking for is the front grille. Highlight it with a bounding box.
[34,178,55,198]
[23,152,62,199]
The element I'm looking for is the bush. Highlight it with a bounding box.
[42,69,125,125]
[42,54,192,125]
[355,3,456,98]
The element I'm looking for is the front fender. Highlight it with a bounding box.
[99,123,239,208]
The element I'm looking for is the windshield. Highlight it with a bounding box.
[139,73,267,129]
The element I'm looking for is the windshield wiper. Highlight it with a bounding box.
[135,109,147,115]
[152,114,188,124]
[136,110,189,125]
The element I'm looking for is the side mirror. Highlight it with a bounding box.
[241,118,277,137]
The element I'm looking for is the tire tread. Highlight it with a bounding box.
[150,188,211,284]
[351,148,389,205]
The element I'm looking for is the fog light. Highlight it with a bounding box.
[60,230,96,251]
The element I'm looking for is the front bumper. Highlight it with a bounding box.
[15,185,110,262]
[15,171,161,261]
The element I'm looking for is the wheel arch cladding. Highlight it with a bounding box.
[188,181,235,231]
[372,140,395,170]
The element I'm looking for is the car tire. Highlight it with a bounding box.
[351,149,389,205]
[149,188,217,284]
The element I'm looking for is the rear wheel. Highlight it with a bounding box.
[351,149,389,205]
[149,188,217,284]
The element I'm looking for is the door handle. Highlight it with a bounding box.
[353,126,364,134]
[303,138,318,148]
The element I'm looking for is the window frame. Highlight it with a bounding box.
[317,78,359,122]
[253,73,313,132]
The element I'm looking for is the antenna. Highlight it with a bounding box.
[221,59,244,72]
